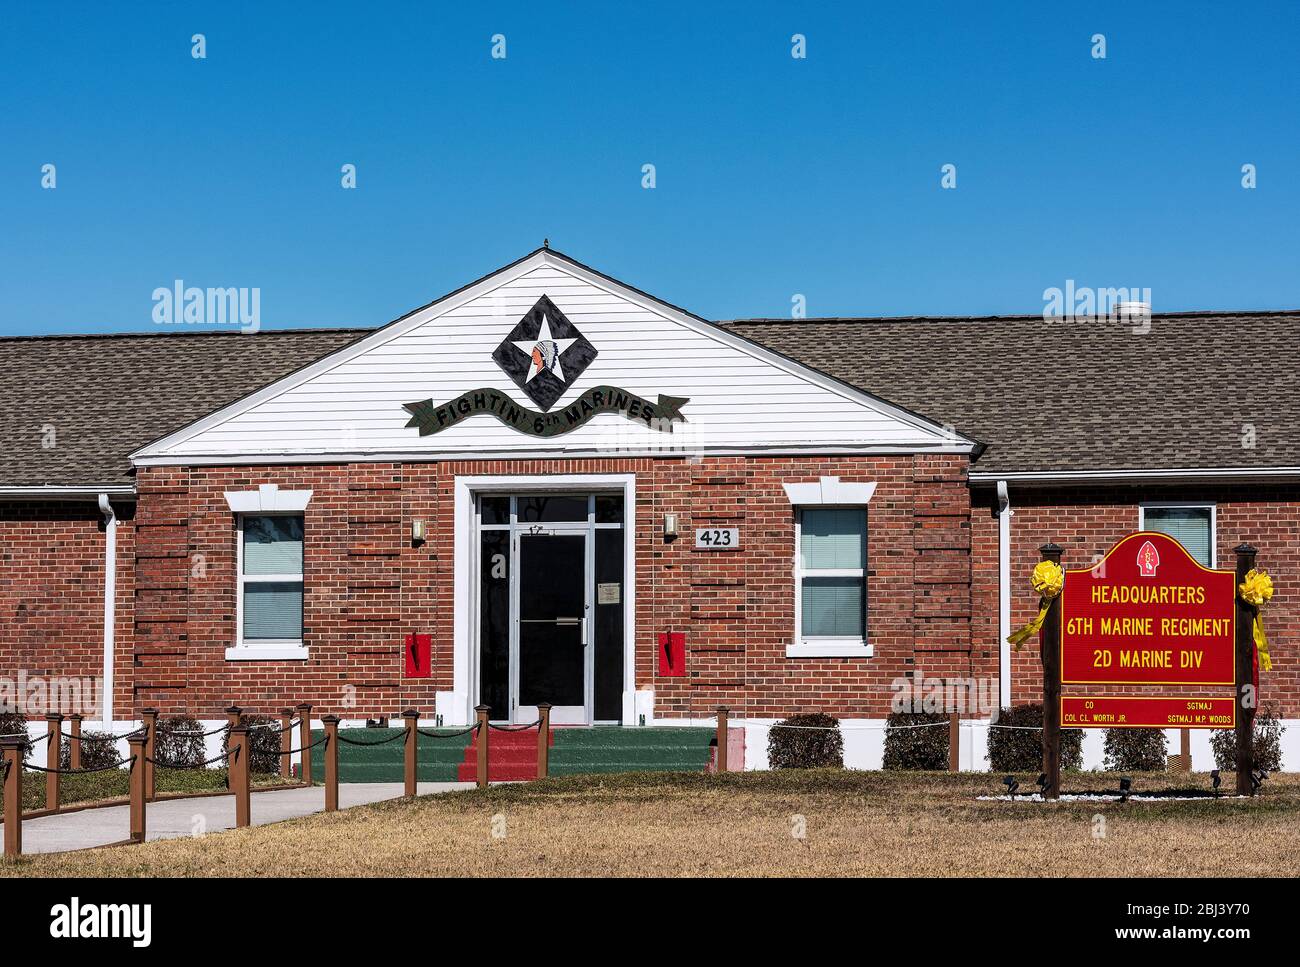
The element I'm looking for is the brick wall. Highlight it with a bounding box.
[0,499,135,719]
[973,484,1300,717]
[128,454,975,720]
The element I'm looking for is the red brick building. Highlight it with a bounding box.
[2,249,1296,769]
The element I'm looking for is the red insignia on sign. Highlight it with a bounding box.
[1136,540,1161,577]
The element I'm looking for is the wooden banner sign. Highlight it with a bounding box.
[1062,695,1235,730]
[1060,532,1235,686]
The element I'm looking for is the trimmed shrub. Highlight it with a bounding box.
[987,703,1083,772]
[767,713,844,769]
[1102,728,1168,772]
[0,712,31,762]
[1209,704,1286,773]
[882,711,949,770]
[239,714,283,775]
[155,716,207,768]
[60,729,123,771]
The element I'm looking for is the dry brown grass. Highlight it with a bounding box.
[4,770,1298,878]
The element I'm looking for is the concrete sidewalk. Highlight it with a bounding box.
[14,782,472,854]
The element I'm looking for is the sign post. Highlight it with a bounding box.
[1234,544,1258,796]
[1040,543,1063,800]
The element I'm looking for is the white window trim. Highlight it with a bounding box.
[228,505,309,662]
[1138,501,1217,568]
[789,506,871,658]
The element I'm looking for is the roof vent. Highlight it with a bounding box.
[1114,301,1151,323]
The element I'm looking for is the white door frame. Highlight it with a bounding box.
[450,473,637,727]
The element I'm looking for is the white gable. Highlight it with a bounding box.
[133,250,973,463]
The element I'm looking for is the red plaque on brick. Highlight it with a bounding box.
[1062,695,1235,730]
[1060,532,1235,686]
[658,631,686,677]
[404,633,432,678]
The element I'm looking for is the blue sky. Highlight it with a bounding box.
[2,1,1297,335]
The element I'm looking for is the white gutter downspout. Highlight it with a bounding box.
[996,481,1013,709]
[97,493,118,731]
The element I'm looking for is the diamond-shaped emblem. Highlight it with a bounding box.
[492,295,598,411]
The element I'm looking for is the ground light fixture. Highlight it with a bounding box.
[1251,769,1269,792]
[1118,777,1132,802]
[1002,776,1019,798]
[1034,773,1049,795]
[1210,769,1221,797]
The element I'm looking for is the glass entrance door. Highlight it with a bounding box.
[475,492,625,726]
[515,530,589,725]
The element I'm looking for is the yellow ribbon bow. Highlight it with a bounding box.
[1238,568,1275,672]
[1006,560,1064,650]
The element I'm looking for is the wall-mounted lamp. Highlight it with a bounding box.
[663,513,678,540]
[411,519,427,544]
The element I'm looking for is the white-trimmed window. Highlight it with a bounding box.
[1140,503,1215,567]
[792,508,868,656]
[234,514,306,658]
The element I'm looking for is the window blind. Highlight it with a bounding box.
[244,516,304,574]
[800,509,866,569]
[801,576,864,638]
[243,581,304,640]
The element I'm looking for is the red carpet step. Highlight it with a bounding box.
[458,726,554,782]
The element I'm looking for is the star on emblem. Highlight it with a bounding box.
[512,311,578,383]
[492,295,598,411]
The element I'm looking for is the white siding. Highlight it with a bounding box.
[144,255,957,460]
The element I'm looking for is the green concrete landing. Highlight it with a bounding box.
[549,727,714,776]
[310,728,470,783]
[312,726,715,782]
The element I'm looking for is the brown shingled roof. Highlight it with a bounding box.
[722,311,1300,475]
[0,329,367,487]
[3,309,1297,488]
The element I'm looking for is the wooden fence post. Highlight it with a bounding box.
[297,703,313,784]
[402,709,418,797]
[475,705,490,789]
[279,708,293,780]
[229,724,250,828]
[715,706,729,773]
[536,703,551,780]
[322,716,340,812]
[68,714,83,770]
[45,712,63,812]
[2,735,23,857]
[141,708,158,802]
[223,705,242,791]
[1038,543,1064,800]
[128,732,147,843]
[1234,543,1258,796]
[948,712,960,772]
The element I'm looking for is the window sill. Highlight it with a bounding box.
[786,642,872,659]
[225,646,309,661]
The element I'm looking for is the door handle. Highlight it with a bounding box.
[554,617,581,626]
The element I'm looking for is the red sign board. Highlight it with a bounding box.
[1062,696,1235,730]
[1060,532,1235,686]
[404,633,432,678]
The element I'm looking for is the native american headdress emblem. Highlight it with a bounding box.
[492,295,598,411]
[1136,539,1161,577]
